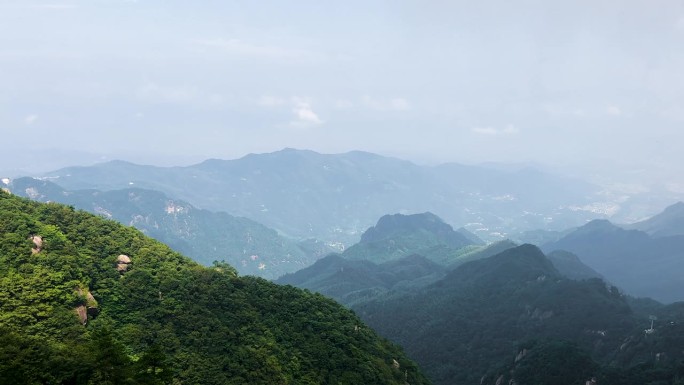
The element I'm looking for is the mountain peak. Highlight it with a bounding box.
[361,212,449,243]
[343,212,475,264]
[576,219,621,233]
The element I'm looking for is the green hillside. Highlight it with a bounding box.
[353,244,684,385]
[0,191,429,385]
[9,177,315,279]
[342,212,476,264]
[277,254,446,306]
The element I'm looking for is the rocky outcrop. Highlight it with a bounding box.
[74,287,99,325]
[30,235,43,254]
[116,254,132,272]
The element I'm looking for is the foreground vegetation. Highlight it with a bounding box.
[0,191,428,384]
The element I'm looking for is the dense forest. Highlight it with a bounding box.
[0,191,429,385]
[354,245,684,385]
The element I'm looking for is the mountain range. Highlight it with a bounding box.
[353,244,684,385]
[276,212,684,384]
[5,177,325,279]
[543,205,684,303]
[36,148,606,245]
[278,213,602,306]
[0,190,429,384]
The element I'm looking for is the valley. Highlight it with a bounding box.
[3,153,684,384]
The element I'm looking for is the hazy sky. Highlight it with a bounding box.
[1,0,683,179]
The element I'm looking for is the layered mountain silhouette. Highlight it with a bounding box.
[543,217,684,303]
[277,253,446,306]
[279,214,600,308]
[626,201,684,238]
[7,177,316,279]
[352,244,684,385]
[39,148,602,245]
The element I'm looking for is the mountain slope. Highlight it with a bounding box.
[546,250,604,281]
[277,254,446,306]
[8,177,313,279]
[39,148,601,244]
[342,212,475,264]
[626,201,684,238]
[0,191,429,384]
[543,219,684,302]
[352,244,684,385]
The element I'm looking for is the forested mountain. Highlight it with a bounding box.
[352,244,684,385]
[277,254,446,306]
[7,177,315,279]
[38,148,603,244]
[279,216,600,309]
[626,201,684,238]
[0,191,429,384]
[342,212,477,264]
[543,219,684,303]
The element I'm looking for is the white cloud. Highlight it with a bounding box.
[257,95,323,127]
[606,105,622,116]
[24,114,38,125]
[471,124,519,136]
[361,96,411,111]
[290,99,322,127]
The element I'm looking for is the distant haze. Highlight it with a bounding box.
[1,1,683,189]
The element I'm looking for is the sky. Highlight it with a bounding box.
[1,0,683,185]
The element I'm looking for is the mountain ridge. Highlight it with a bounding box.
[543,218,684,302]
[7,176,317,279]
[39,148,603,245]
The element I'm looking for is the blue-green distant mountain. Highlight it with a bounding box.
[38,148,602,245]
[545,250,603,281]
[626,201,684,238]
[8,177,316,279]
[543,219,684,303]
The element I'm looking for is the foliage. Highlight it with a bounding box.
[343,212,476,264]
[277,254,446,306]
[352,244,684,385]
[10,177,316,279]
[0,191,430,384]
